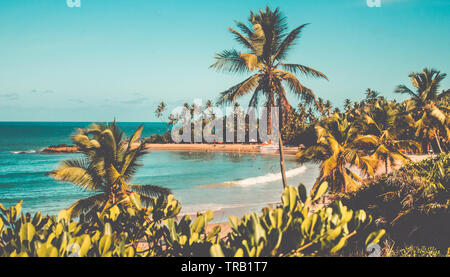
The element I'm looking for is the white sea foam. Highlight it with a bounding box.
[11,150,38,154]
[180,201,280,217]
[223,165,307,187]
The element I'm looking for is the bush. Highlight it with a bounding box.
[207,183,385,257]
[0,184,384,257]
[341,153,450,250]
[389,245,443,257]
[146,132,172,144]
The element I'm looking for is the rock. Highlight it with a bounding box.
[41,144,80,153]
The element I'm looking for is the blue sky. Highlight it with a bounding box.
[0,0,449,122]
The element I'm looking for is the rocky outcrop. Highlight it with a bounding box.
[41,144,80,153]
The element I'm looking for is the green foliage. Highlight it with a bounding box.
[209,183,384,257]
[0,184,384,257]
[146,132,172,144]
[389,245,443,257]
[49,122,171,219]
[342,153,450,249]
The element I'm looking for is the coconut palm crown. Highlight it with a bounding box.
[356,99,421,174]
[210,6,328,113]
[297,114,376,193]
[395,68,449,153]
[50,121,171,219]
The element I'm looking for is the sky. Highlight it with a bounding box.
[0,0,449,122]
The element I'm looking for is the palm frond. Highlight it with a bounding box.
[121,142,148,181]
[49,158,103,192]
[216,74,260,105]
[395,85,418,99]
[273,24,309,61]
[210,49,253,74]
[64,193,108,219]
[280,63,328,80]
[228,28,256,53]
[129,184,172,198]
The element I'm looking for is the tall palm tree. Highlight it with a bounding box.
[50,121,171,219]
[395,68,449,153]
[155,102,167,119]
[355,99,421,174]
[297,114,376,193]
[210,6,328,188]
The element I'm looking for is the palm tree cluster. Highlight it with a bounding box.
[50,121,171,219]
[395,68,449,153]
[296,68,449,194]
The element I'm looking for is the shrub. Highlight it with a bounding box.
[341,153,450,250]
[209,183,385,257]
[0,184,384,257]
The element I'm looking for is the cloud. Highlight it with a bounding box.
[30,89,54,94]
[121,97,149,105]
[119,92,150,105]
[0,93,19,100]
[69,99,85,104]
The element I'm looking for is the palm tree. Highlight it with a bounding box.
[395,68,449,153]
[297,114,376,193]
[50,121,171,219]
[365,89,380,106]
[210,6,328,188]
[155,102,167,119]
[344,99,352,113]
[355,99,421,174]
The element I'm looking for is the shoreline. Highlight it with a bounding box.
[205,153,436,239]
[145,143,299,156]
[37,143,300,156]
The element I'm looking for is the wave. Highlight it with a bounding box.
[222,165,307,187]
[180,201,280,216]
[10,150,39,154]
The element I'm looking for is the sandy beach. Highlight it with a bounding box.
[205,154,436,239]
[41,142,300,155]
[145,143,299,155]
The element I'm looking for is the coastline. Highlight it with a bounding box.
[39,143,300,156]
[145,143,299,156]
[205,153,436,239]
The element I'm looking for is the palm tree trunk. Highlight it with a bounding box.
[279,134,288,189]
[278,106,288,189]
[385,157,389,174]
[434,130,444,153]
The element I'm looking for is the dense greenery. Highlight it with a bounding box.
[342,153,450,251]
[0,183,384,257]
[296,81,447,193]
[49,122,171,220]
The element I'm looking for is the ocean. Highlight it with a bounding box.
[0,122,319,222]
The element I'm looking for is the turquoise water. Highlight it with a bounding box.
[0,122,319,221]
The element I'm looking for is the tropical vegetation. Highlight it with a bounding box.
[210,6,328,188]
[0,182,384,257]
[49,122,171,220]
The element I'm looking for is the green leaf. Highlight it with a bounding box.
[365,229,386,246]
[298,183,307,203]
[282,186,299,212]
[78,235,91,257]
[330,237,347,254]
[19,222,35,243]
[210,244,225,257]
[37,244,58,257]
[312,182,328,201]
[99,235,112,257]
[234,248,244,257]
